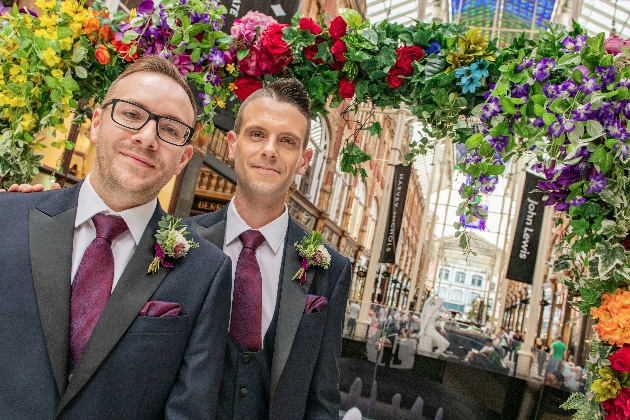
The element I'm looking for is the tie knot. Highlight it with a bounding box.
[239,229,266,251]
[92,214,129,243]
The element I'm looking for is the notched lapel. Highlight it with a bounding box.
[29,206,75,397]
[57,207,170,415]
[270,221,316,403]
[191,220,225,249]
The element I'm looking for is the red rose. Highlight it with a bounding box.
[330,60,344,71]
[262,23,290,56]
[305,44,324,64]
[329,16,347,40]
[111,39,139,62]
[330,40,347,63]
[298,17,322,35]
[386,67,406,88]
[94,45,110,65]
[604,388,630,420]
[395,45,425,75]
[339,77,355,98]
[233,77,263,101]
[610,346,630,372]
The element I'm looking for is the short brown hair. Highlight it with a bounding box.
[234,78,312,148]
[104,55,197,118]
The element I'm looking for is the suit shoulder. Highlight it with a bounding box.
[184,206,227,228]
[188,230,228,261]
[0,190,58,211]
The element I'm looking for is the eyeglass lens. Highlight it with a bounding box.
[112,101,190,145]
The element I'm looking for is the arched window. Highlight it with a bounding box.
[347,178,366,239]
[471,274,483,287]
[438,268,450,282]
[296,115,329,203]
[365,198,378,251]
[450,289,463,303]
[328,160,351,225]
[454,271,466,284]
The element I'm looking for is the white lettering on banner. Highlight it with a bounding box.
[229,0,241,17]
[519,196,539,259]
[385,173,405,253]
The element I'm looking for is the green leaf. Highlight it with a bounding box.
[191,48,201,64]
[45,76,58,88]
[600,153,613,174]
[570,219,589,236]
[486,164,505,175]
[579,287,599,305]
[598,220,627,238]
[533,104,545,117]
[571,69,584,84]
[542,112,556,125]
[499,96,516,114]
[339,8,363,29]
[57,27,72,39]
[366,122,382,136]
[530,94,547,105]
[465,133,482,148]
[60,77,79,91]
[586,120,603,138]
[74,66,87,79]
[237,48,250,61]
[359,28,378,45]
[71,46,86,63]
[596,242,626,278]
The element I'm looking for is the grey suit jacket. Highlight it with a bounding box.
[189,205,352,420]
[0,184,232,419]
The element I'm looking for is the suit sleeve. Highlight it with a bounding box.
[303,258,352,420]
[163,255,232,419]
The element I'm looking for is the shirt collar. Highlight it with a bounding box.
[75,174,157,245]
[225,198,288,254]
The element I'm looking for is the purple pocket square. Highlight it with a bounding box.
[304,294,328,314]
[139,301,181,317]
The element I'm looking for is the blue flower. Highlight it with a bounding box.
[455,65,482,93]
[426,40,441,55]
[473,59,490,78]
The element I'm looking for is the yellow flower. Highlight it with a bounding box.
[51,69,64,80]
[55,123,68,133]
[216,98,226,108]
[445,52,473,72]
[129,8,137,20]
[59,0,77,15]
[35,0,55,12]
[60,36,74,51]
[20,113,36,131]
[457,29,495,62]
[228,82,237,91]
[591,366,624,402]
[9,65,26,84]
[42,47,61,67]
[226,63,236,73]
[39,14,60,28]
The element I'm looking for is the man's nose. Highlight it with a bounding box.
[131,119,160,149]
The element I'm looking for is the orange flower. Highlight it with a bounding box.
[111,39,139,62]
[591,289,630,347]
[98,25,113,42]
[84,17,100,42]
[94,45,110,65]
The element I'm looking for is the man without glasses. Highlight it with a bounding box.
[191,79,352,420]
[0,55,232,419]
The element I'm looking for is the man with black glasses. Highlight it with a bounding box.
[0,56,232,419]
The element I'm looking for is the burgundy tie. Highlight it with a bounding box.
[230,229,266,352]
[70,214,129,363]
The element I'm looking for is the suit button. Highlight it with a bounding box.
[240,387,248,397]
[242,354,251,363]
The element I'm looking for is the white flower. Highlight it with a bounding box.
[313,244,331,266]
[173,232,190,258]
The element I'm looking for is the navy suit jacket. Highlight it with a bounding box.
[189,205,352,420]
[0,184,232,419]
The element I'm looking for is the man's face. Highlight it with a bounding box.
[89,71,194,208]
[227,97,313,203]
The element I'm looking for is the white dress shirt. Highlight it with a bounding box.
[224,199,288,342]
[71,174,157,291]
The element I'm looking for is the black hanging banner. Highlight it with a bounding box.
[506,172,546,284]
[219,0,302,35]
[380,164,412,263]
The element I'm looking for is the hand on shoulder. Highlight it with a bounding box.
[0,183,61,192]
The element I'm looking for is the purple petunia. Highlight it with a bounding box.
[515,57,534,73]
[596,66,617,86]
[486,134,509,152]
[481,97,502,120]
[479,175,499,194]
[532,118,545,128]
[586,170,607,194]
[607,121,624,139]
[569,196,586,207]
[571,103,592,121]
[207,48,225,68]
[582,77,601,95]
[532,57,555,82]
[614,142,629,160]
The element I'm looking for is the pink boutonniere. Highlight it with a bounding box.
[293,231,331,285]
[148,216,199,274]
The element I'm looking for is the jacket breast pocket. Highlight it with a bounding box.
[126,314,190,334]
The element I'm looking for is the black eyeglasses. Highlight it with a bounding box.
[102,99,194,146]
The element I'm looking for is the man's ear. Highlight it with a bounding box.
[174,144,194,175]
[227,130,237,160]
[297,147,314,176]
[89,107,102,144]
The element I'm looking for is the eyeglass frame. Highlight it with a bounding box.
[101,98,195,146]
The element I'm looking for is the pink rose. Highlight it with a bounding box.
[173,232,190,259]
[610,346,630,372]
[605,35,625,56]
[329,16,347,40]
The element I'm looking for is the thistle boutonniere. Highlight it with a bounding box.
[293,231,331,285]
[148,216,199,274]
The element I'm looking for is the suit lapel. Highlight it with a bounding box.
[191,220,225,249]
[270,219,315,403]
[57,206,171,415]
[29,187,81,397]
